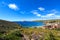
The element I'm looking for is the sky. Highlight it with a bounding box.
[0,0,60,21]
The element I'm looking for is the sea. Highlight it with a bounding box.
[15,21,45,27]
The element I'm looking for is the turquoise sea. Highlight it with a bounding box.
[15,21,44,27]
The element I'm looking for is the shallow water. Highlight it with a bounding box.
[15,21,44,27]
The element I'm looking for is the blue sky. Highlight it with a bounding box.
[0,0,60,21]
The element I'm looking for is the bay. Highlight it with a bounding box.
[15,21,44,27]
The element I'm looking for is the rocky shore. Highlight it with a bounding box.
[41,22,60,29]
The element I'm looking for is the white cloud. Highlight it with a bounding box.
[40,15,60,20]
[33,12,41,17]
[31,11,37,14]
[40,9,60,20]
[46,13,55,17]
[38,7,45,11]
[31,9,60,20]
[36,14,41,17]
[8,4,18,10]
[31,10,41,17]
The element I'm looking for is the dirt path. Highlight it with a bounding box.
[22,34,30,40]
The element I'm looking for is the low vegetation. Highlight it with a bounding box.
[21,28,60,40]
[0,20,22,40]
[0,20,60,40]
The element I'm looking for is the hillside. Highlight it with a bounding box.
[0,20,60,40]
[0,20,23,40]
[0,20,22,31]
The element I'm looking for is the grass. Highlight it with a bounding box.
[0,20,60,40]
[0,27,60,40]
[21,28,60,40]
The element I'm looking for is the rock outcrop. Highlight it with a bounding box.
[42,23,60,29]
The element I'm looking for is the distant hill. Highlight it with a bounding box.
[34,19,60,23]
[0,20,22,32]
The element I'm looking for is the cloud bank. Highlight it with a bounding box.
[31,7,60,20]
